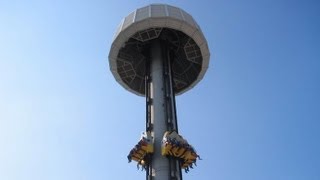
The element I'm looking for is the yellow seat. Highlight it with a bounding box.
[141,145,147,151]
[175,147,186,157]
[131,155,141,162]
[171,145,180,157]
[147,144,154,153]
[180,149,190,160]
[128,131,155,168]
[161,142,172,156]
[160,130,200,172]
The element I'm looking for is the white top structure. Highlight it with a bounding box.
[109,4,210,96]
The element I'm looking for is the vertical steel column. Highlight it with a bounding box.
[166,50,183,180]
[150,40,170,180]
[145,55,152,180]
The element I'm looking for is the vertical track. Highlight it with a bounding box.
[163,44,183,180]
[145,52,152,133]
[145,54,153,180]
[169,51,183,180]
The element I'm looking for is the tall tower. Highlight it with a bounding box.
[109,4,210,180]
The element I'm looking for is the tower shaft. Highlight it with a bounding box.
[150,40,169,180]
[148,40,182,180]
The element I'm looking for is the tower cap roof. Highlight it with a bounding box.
[109,4,210,96]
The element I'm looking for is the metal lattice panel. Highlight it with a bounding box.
[132,28,162,42]
[184,39,202,64]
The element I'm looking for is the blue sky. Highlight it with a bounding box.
[0,0,319,180]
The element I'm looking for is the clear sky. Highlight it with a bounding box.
[0,0,319,180]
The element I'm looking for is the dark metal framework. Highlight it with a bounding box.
[117,28,203,95]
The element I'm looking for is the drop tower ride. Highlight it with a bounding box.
[108,4,210,180]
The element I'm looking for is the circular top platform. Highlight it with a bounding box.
[109,4,210,96]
